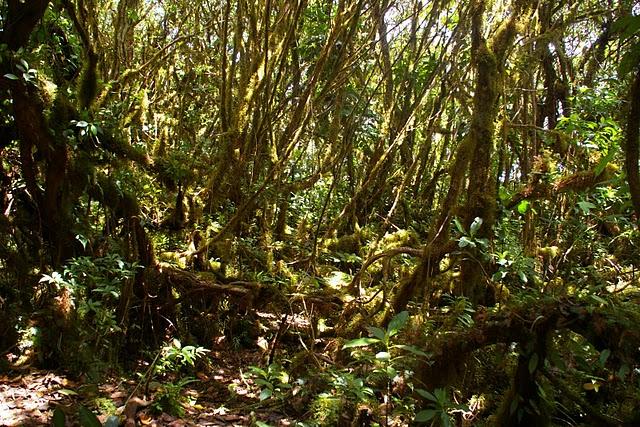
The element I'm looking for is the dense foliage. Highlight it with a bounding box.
[1,0,640,425]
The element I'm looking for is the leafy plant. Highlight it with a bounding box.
[151,377,199,417]
[415,388,468,426]
[52,405,119,427]
[154,338,209,376]
[39,255,139,373]
[342,311,431,423]
[246,363,292,401]
[453,217,489,250]
[4,59,38,85]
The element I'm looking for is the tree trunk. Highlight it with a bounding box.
[624,67,640,220]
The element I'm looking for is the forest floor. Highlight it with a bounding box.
[0,308,312,427]
[0,347,297,426]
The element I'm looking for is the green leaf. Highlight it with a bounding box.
[393,344,430,358]
[518,271,528,283]
[416,388,438,402]
[612,15,640,38]
[458,236,475,248]
[414,409,437,422]
[528,353,539,374]
[548,348,566,370]
[441,411,453,427]
[469,217,483,237]
[366,326,386,341]
[342,337,379,349]
[52,407,66,427]
[595,147,616,176]
[599,349,611,366]
[57,388,78,396]
[3,73,19,80]
[517,200,530,214]
[619,43,640,77]
[259,388,273,401]
[78,405,102,427]
[386,365,397,378]
[617,363,630,380]
[453,217,465,234]
[577,201,596,215]
[375,351,391,361]
[387,310,409,336]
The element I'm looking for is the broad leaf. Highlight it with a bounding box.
[469,217,483,237]
[342,337,379,349]
[366,326,386,341]
[78,405,102,427]
[416,388,437,402]
[375,351,390,361]
[577,201,596,215]
[517,200,530,214]
[393,344,430,358]
[259,388,273,401]
[415,409,437,422]
[52,407,66,427]
[458,236,475,248]
[387,310,409,336]
[453,217,465,234]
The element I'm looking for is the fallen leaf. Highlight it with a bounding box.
[138,413,153,425]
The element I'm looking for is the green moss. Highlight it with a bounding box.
[77,54,98,109]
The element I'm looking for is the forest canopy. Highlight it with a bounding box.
[1,0,640,425]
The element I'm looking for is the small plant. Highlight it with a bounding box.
[4,59,38,85]
[453,217,489,251]
[311,371,374,425]
[154,338,209,376]
[39,254,139,373]
[246,363,292,401]
[415,388,468,426]
[441,295,475,328]
[151,377,198,417]
[342,311,430,424]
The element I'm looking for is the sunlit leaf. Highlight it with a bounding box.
[577,201,596,215]
[375,351,390,361]
[517,200,530,214]
[387,310,409,336]
[342,337,379,349]
[469,217,483,237]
